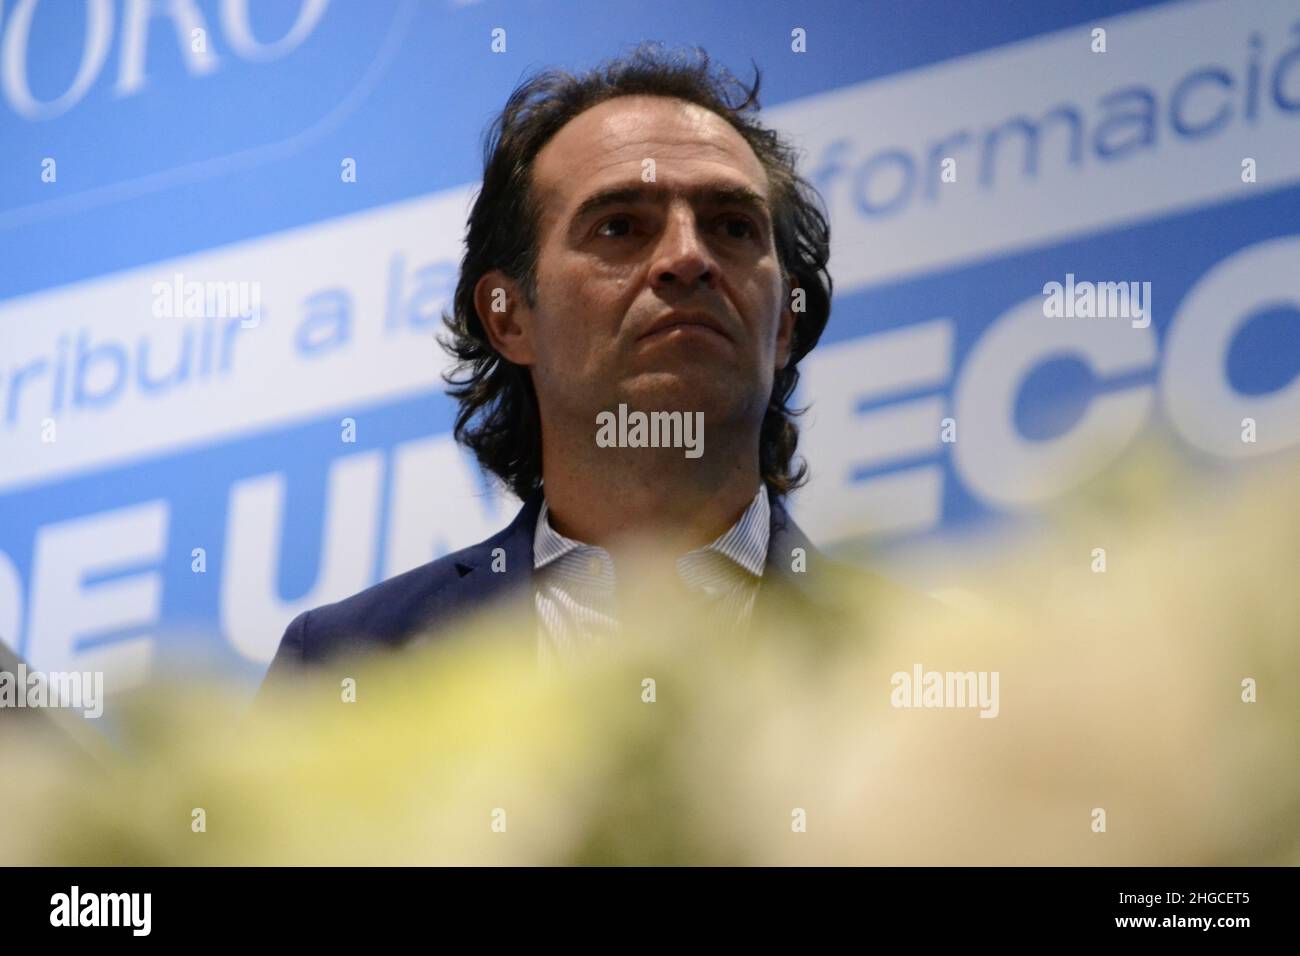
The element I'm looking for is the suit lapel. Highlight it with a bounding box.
[444,488,831,643]
[452,488,544,613]
[759,497,821,600]
[754,495,849,640]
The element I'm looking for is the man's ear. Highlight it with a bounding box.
[474,270,537,365]
[775,275,799,371]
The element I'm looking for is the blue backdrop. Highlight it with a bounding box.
[1,0,1297,692]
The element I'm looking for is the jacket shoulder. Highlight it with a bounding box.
[305,545,485,650]
[263,516,529,686]
[261,492,542,689]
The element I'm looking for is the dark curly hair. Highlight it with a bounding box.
[440,43,832,503]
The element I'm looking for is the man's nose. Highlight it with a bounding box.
[650,206,718,292]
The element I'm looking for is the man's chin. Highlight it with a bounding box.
[615,372,749,416]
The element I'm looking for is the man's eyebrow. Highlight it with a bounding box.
[568,183,772,226]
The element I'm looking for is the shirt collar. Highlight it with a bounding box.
[533,484,770,579]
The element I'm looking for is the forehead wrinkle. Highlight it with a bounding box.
[532,98,768,240]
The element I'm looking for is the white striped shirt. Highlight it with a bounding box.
[533,485,770,667]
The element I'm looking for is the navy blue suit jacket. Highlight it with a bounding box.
[260,487,897,691]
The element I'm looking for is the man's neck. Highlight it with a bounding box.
[539,425,764,558]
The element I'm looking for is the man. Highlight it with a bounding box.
[262,44,901,688]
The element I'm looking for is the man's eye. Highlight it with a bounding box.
[720,215,758,240]
[595,216,633,238]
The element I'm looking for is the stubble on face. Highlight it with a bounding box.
[523,95,793,435]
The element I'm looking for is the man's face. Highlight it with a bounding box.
[479,95,795,433]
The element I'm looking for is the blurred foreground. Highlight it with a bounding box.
[2,445,1297,865]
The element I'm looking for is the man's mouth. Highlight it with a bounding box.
[638,310,732,342]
